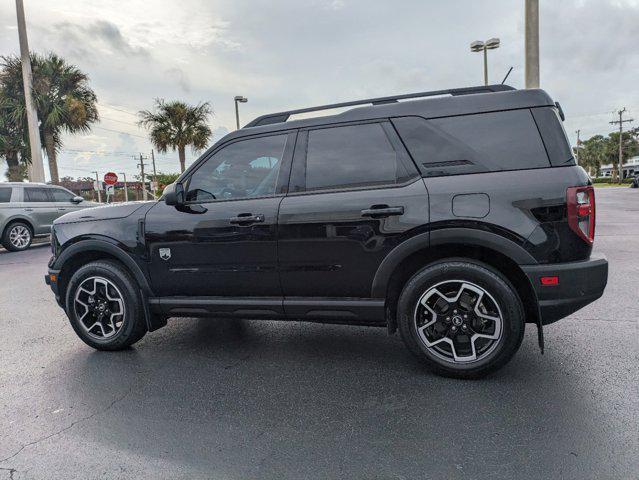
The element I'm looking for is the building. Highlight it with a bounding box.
[599,156,639,178]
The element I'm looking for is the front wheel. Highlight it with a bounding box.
[65,260,147,350]
[397,260,525,379]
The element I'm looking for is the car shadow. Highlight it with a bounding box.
[49,318,596,478]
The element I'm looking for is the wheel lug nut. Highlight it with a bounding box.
[463,314,468,319]
[451,326,457,332]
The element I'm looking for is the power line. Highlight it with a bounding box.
[90,125,148,139]
[97,102,139,117]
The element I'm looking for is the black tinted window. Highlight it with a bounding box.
[24,188,51,202]
[0,187,11,203]
[393,110,550,177]
[305,123,405,190]
[531,107,575,166]
[186,134,287,202]
[51,188,75,202]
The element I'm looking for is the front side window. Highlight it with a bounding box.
[24,188,51,202]
[0,187,11,203]
[305,123,406,191]
[186,134,287,202]
[51,188,75,202]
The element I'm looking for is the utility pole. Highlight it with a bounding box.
[525,0,540,88]
[92,171,101,203]
[119,172,128,202]
[137,154,148,201]
[610,108,633,183]
[575,129,580,165]
[150,149,158,198]
[15,0,45,183]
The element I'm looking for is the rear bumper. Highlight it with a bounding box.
[521,254,608,325]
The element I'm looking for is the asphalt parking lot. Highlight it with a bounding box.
[0,188,637,480]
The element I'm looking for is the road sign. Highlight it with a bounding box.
[93,181,100,191]
[105,184,115,196]
[104,172,118,185]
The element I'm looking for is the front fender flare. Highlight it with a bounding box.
[53,239,152,295]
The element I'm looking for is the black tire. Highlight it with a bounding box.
[397,259,525,379]
[65,260,147,350]
[2,221,33,251]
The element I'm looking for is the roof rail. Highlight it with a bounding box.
[245,84,515,128]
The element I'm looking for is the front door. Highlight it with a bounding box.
[145,131,295,298]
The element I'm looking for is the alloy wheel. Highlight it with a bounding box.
[9,225,30,249]
[73,276,126,339]
[414,280,503,364]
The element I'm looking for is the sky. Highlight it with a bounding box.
[1,0,639,181]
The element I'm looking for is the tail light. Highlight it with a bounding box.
[567,186,595,244]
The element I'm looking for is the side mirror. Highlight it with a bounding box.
[164,182,185,206]
[71,196,84,204]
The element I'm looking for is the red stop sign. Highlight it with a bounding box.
[104,172,118,185]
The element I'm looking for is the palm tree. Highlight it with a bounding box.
[0,53,98,184]
[138,99,212,173]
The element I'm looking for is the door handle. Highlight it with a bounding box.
[229,213,265,225]
[361,205,404,218]
[58,208,67,211]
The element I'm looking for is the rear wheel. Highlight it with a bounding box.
[2,221,32,251]
[397,259,525,379]
[65,260,147,350]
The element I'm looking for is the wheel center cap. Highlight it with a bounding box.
[452,315,463,326]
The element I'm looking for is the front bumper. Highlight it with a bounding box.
[45,269,63,308]
[522,253,608,325]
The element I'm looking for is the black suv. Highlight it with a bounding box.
[45,85,608,378]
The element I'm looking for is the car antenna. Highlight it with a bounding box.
[501,66,514,85]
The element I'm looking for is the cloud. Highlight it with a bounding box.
[40,20,149,63]
[165,68,191,93]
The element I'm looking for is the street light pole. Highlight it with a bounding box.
[234,96,248,130]
[92,171,101,203]
[15,0,45,183]
[470,38,500,86]
[119,172,128,202]
[525,0,540,88]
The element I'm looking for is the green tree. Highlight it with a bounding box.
[0,53,99,184]
[575,130,639,180]
[0,102,29,181]
[576,134,606,177]
[154,171,180,188]
[138,99,212,173]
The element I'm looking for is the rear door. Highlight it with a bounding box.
[277,120,429,299]
[22,187,58,234]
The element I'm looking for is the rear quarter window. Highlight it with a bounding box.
[392,110,551,177]
[531,107,575,166]
[0,187,12,203]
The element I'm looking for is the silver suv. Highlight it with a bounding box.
[0,182,95,251]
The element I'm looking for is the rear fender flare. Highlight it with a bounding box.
[371,228,537,298]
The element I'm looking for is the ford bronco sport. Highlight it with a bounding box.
[45,85,608,378]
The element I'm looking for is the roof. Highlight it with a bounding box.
[0,182,48,186]
[225,85,555,142]
[176,85,557,182]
